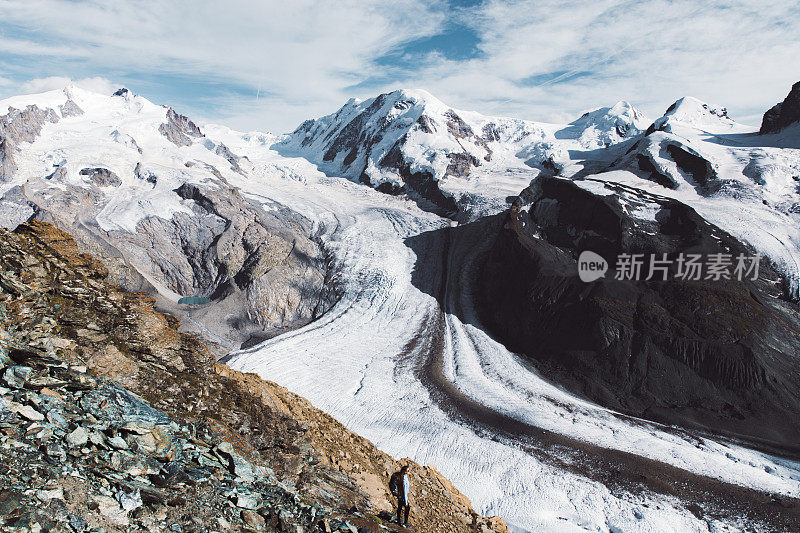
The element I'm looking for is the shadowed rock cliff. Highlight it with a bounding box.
[761,81,800,134]
[478,176,800,454]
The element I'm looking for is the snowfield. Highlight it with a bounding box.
[3,85,800,532]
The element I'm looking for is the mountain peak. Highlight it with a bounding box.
[388,87,439,102]
[280,89,494,206]
[608,100,645,119]
[664,96,730,120]
[561,101,649,148]
[646,95,747,135]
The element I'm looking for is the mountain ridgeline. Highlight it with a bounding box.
[279,89,647,215]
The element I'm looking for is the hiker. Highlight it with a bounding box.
[389,464,411,525]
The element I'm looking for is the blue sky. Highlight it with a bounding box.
[1,0,798,132]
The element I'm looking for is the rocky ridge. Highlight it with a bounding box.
[0,220,507,533]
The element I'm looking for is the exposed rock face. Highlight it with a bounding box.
[25,176,336,349]
[133,162,157,185]
[98,181,338,349]
[79,167,122,187]
[634,150,677,189]
[165,182,297,292]
[478,176,800,452]
[58,98,84,118]
[159,108,204,147]
[0,136,14,183]
[0,104,59,144]
[0,220,508,533]
[0,103,61,183]
[663,142,718,191]
[0,186,36,228]
[376,138,460,214]
[614,135,720,194]
[760,81,800,134]
[214,142,242,172]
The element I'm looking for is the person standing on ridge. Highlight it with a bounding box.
[389,464,411,526]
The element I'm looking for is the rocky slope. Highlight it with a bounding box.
[472,83,800,457]
[0,86,336,351]
[0,220,508,533]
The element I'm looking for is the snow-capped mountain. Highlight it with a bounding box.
[280,89,648,213]
[0,85,335,350]
[474,83,800,456]
[610,96,751,192]
[557,100,649,148]
[284,85,800,297]
[603,93,800,296]
[647,96,743,134]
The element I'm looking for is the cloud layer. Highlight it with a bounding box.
[0,0,797,131]
[18,77,118,96]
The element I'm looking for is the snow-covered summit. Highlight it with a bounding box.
[648,96,751,135]
[558,101,649,148]
[280,89,650,212]
[1,84,163,122]
[281,88,491,186]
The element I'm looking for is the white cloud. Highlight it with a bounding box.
[388,0,800,127]
[18,76,117,96]
[0,0,447,131]
[0,0,797,131]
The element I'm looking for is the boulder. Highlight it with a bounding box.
[9,403,44,422]
[65,427,89,447]
[3,366,32,389]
